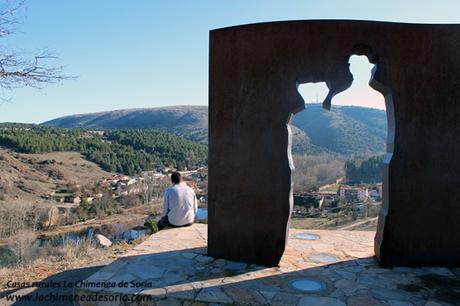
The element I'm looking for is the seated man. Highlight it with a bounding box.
[158,171,197,230]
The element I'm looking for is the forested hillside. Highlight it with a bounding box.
[345,155,384,184]
[43,104,387,157]
[291,104,387,156]
[0,125,207,175]
[43,105,208,143]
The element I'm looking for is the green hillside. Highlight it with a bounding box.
[292,104,387,156]
[0,125,207,175]
[42,104,387,157]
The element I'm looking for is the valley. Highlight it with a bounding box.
[0,104,386,288]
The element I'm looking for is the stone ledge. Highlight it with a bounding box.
[75,224,459,305]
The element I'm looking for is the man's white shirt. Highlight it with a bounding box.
[163,182,198,226]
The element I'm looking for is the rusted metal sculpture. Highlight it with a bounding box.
[209,20,460,267]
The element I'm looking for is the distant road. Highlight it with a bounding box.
[319,176,344,192]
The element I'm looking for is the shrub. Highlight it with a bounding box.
[0,203,35,239]
[8,230,38,267]
[144,220,158,234]
[38,236,99,263]
[60,236,94,260]
[113,223,129,241]
[195,218,208,224]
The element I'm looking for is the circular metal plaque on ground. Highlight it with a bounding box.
[294,233,320,240]
[290,278,325,292]
[309,253,340,264]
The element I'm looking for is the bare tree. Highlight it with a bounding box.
[0,1,72,94]
[293,154,345,193]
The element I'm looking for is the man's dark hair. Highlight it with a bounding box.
[171,172,182,184]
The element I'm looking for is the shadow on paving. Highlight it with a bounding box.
[1,264,104,306]
[67,246,460,305]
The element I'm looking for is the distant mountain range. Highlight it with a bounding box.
[43,104,387,157]
[43,105,208,143]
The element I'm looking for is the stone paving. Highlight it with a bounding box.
[76,224,460,305]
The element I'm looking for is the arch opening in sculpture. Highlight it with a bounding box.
[289,53,391,239]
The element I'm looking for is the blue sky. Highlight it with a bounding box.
[1,0,460,123]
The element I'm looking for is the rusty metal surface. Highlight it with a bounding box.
[208,20,460,267]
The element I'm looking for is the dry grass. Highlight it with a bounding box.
[0,236,143,291]
[0,202,37,239]
[44,236,101,262]
[3,232,101,269]
[0,149,116,207]
[19,151,114,187]
[349,218,378,231]
[319,182,341,193]
[290,217,333,229]
[7,230,38,267]
[290,213,373,230]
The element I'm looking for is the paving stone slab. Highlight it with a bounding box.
[424,301,443,306]
[182,252,199,259]
[298,296,346,306]
[347,295,382,306]
[195,287,233,304]
[126,264,165,279]
[371,288,413,301]
[156,298,182,306]
[270,292,300,306]
[225,261,248,271]
[388,300,414,306]
[259,290,277,303]
[195,255,215,264]
[334,279,367,295]
[223,287,266,305]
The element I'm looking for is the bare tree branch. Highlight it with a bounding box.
[0,0,74,95]
[0,0,25,38]
[0,49,74,90]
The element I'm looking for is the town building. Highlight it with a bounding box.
[338,186,369,202]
